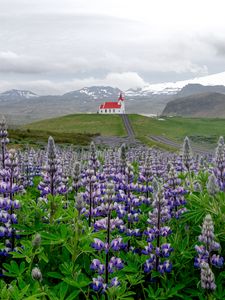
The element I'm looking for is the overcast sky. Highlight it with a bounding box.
[1,0,225,94]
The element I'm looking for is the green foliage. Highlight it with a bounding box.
[1,152,225,299]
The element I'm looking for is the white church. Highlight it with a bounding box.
[98,93,125,114]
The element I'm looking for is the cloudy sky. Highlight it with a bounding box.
[1,0,225,94]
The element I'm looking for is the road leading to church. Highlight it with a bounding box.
[121,114,135,140]
[94,115,141,147]
[150,135,213,155]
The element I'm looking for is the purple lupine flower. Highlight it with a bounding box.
[75,193,85,215]
[149,150,165,178]
[81,162,101,226]
[144,227,157,242]
[90,183,126,292]
[160,244,174,258]
[110,237,126,251]
[195,245,208,256]
[73,162,81,193]
[207,173,219,196]
[90,259,105,274]
[98,264,105,275]
[38,137,68,198]
[198,215,220,252]
[142,243,154,255]
[20,149,35,188]
[90,182,124,293]
[159,226,172,237]
[157,260,172,274]
[164,163,187,219]
[200,262,216,291]
[194,215,223,268]
[90,259,101,271]
[138,154,153,199]
[195,214,223,292]
[89,142,100,175]
[92,276,104,292]
[0,148,22,252]
[162,260,172,273]
[0,116,9,169]
[110,277,120,287]
[143,179,172,276]
[109,257,124,270]
[182,137,193,172]
[92,238,105,251]
[210,254,224,268]
[94,217,124,231]
[119,143,127,175]
[144,254,156,273]
[214,136,225,190]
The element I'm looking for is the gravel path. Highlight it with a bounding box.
[150,135,213,154]
[93,136,141,147]
[121,114,135,139]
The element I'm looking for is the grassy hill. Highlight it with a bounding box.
[23,114,126,136]
[9,113,225,150]
[10,114,126,147]
[129,114,225,149]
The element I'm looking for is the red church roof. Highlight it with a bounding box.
[100,102,121,109]
[99,93,125,110]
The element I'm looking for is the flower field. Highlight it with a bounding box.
[1,115,225,300]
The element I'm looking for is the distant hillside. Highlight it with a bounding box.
[0,87,172,125]
[162,92,225,117]
[177,84,225,97]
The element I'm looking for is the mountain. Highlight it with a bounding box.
[177,84,225,97]
[0,87,125,125]
[162,92,225,117]
[3,70,225,124]
[0,89,38,102]
[63,86,122,101]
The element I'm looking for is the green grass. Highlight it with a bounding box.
[11,114,126,148]
[23,114,126,136]
[12,114,225,149]
[8,129,95,148]
[129,115,225,149]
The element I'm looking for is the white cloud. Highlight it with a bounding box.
[0,51,49,73]
[0,0,225,92]
[103,72,146,89]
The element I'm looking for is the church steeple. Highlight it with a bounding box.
[118,92,124,102]
[117,92,125,113]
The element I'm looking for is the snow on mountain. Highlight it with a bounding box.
[0,89,38,101]
[63,86,121,100]
[127,71,225,96]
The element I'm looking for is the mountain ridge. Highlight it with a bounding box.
[0,89,38,101]
[2,70,225,124]
[162,92,225,117]
[3,69,225,99]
